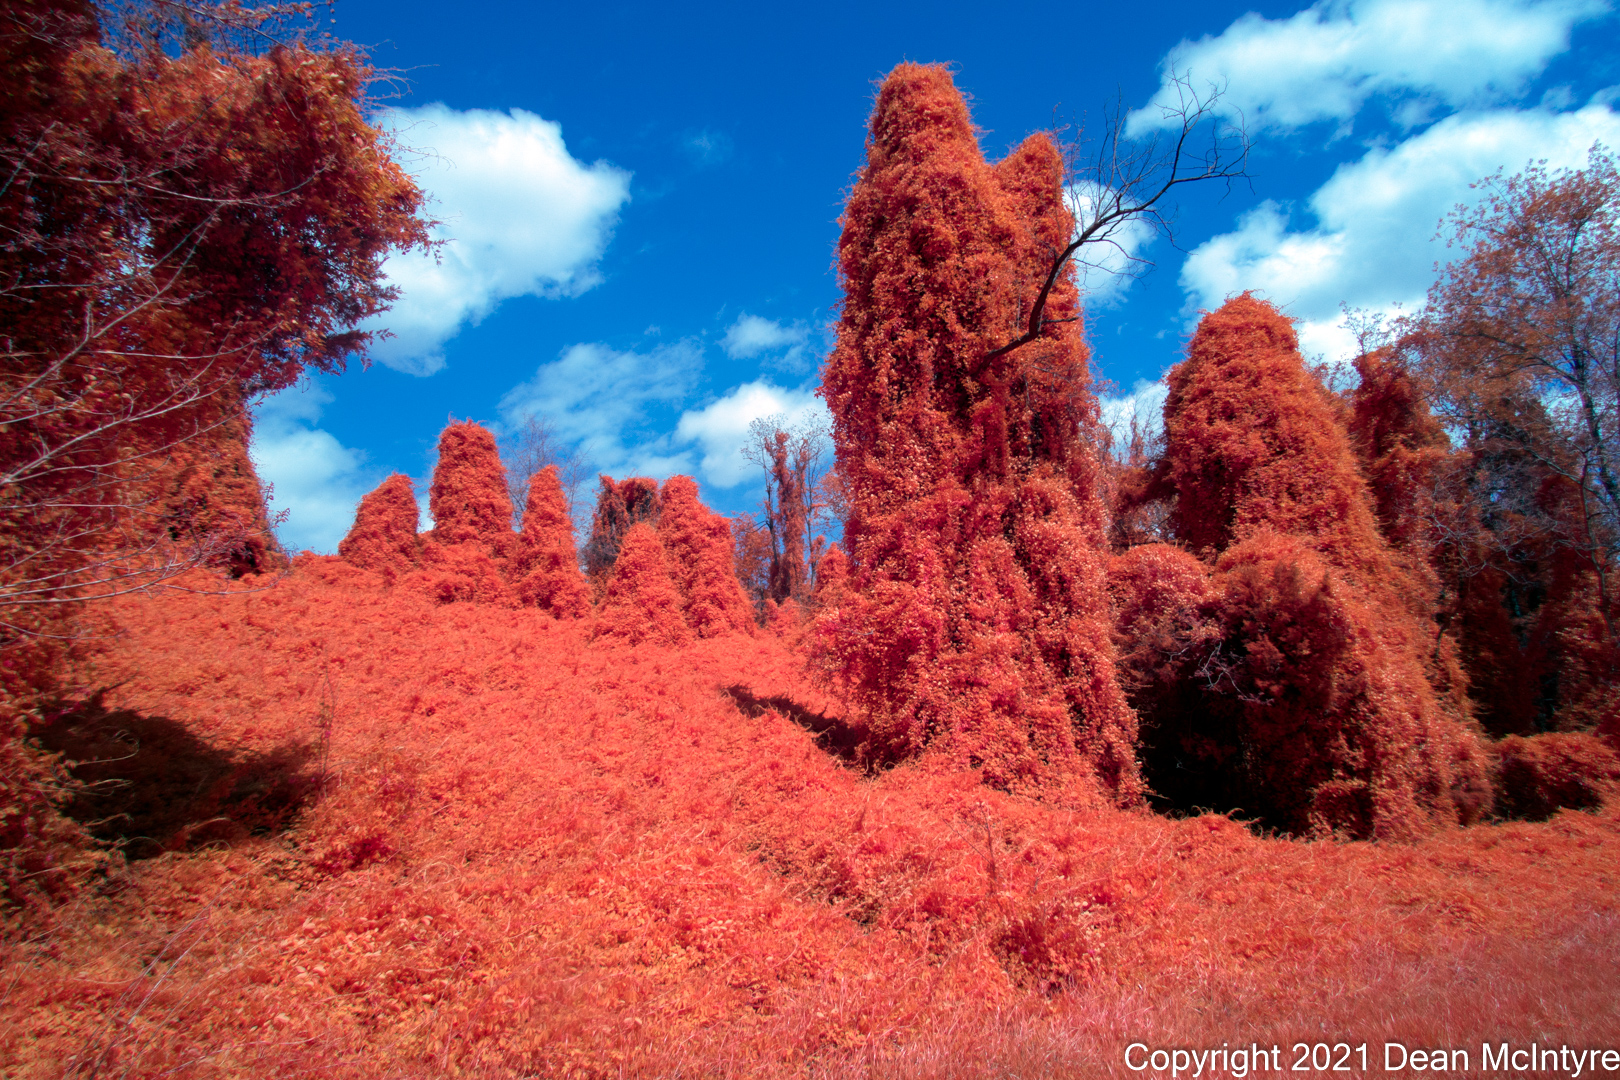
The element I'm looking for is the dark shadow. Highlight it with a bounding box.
[31,692,319,860]
[722,685,872,769]
[1134,692,1287,835]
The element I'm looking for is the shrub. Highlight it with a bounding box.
[513,466,590,618]
[1492,732,1620,820]
[659,477,754,638]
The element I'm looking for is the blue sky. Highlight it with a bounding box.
[251,0,1620,553]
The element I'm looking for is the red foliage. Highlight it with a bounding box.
[1105,546,1220,790]
[763,431,809,604]
[425,421,513,555]
[147,400,285,578]
[1140,296,1489,837]
[594,523,691,647]
[513,465,590,618]
[815,64,1138,803]
[729,512,773,614]
[338,474,421,577]
[583,475,661,593]
[659,476,755,638]
[406,421,515,606]
[1492,732,1620,820]
[813,543,849,608]
[5,568,1617,1073]
[1346,346,1452,560]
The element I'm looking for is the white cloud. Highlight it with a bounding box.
[363,104,631,375]
[673,381,830,489]
[720,313,813,371]
[497,341,705,480]
[1130,0,1608,135]
[1181,104,1620,361]
[250,383,382,554]
[1099,379,1170,453]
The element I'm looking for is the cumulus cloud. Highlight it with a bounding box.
[363,104,631,375]
[497,341,705,480]
[1181,104,1620,360]
[1130,0,1608,135]
[720,313,813,371]
[674,381,830,489]
[250,383,382,554]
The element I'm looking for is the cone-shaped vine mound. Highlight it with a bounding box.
[515,465,590,618]
[428,421,514,554]
[1144,296,1489,837]
[595,523,691,647]
[339,473,421,576]
[415,420,515,605]
[815,63,1140,804]
[659,476,754,638]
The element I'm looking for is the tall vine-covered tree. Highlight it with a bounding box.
[340,474,423,579]
[1143,296,1489,837]
[658,476,755,638]
[814,63,1140,803]
[414,421,515,606]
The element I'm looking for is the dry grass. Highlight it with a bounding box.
[3,556,1617,1077]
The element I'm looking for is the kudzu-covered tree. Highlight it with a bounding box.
[814,63,1140,803]
[594,523,690,647]
[659,476,755,638]
[514,465,590,618]
[415,421,514,605]
[1137,295,1490,837]
[582,476,661,595]
[340,474,422,577]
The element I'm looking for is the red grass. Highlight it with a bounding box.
[2,561,1616,1076]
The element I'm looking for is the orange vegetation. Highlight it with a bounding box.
[817,64,1137,804]
[4,59,1619,1080]
[1,563,1616,1077]
[1120,295,1490,839]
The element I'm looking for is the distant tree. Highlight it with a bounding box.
[581,476,660,594]
[500,415,588,531]
[727,512,773,613]
[1401,149,1620,734]
[743,416,829,605]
